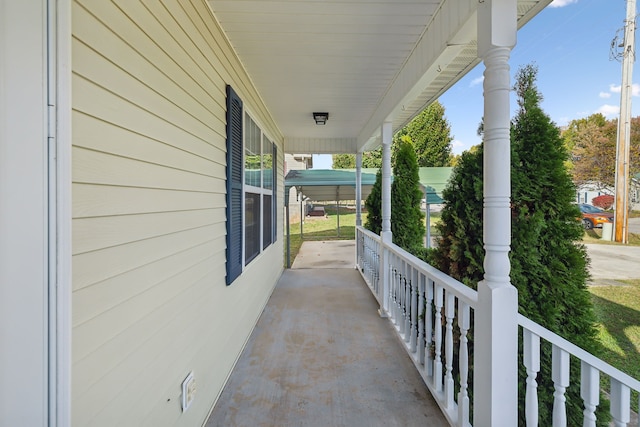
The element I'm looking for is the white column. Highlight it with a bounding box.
[379,121,393,316]
[356,152,362,227]
[474,1,519,426]
[381,122,392,236]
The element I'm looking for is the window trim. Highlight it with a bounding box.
[226,86,278,285]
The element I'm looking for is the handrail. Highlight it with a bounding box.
[356,225,640,427]
[518,314,640,391]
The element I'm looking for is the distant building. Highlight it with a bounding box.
[284,154,314,222]
[575,182,614,205]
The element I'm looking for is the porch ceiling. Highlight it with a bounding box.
[208,0,550,154]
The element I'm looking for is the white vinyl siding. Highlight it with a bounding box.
[71,1,283,425]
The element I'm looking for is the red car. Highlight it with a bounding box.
[579,204,613,230]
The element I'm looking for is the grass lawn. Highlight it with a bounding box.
[589,279,640,410]
[285,204,364,266]
[583,228,640,246]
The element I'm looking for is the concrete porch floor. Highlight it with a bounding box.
[205,240,448,427]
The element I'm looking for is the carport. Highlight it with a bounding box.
[284,169,378,267]
[283,167,454,264]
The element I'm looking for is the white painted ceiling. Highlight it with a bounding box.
[208,0,550,154]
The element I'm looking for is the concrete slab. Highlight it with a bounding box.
[586,244,640,281]
[291,240,356,269]
[205,268,448,427]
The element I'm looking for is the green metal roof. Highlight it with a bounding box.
[284,169,378,205]
[285,167,453,205]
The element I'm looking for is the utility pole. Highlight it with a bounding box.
[614,0,636,243]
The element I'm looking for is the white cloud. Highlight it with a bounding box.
[599,92,611,99]
[470,76,484,87]
[608,83,640,96]
[595,104,620,117]
[451,140,467,155]
[548,0,579,8]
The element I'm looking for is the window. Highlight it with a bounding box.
[226,85,277,285]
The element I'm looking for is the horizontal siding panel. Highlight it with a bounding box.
[72,224,224,291]
[72,254,218,374]
[74,0,226,115]
[72,38,224,143]
[73,184,223,218]
[73,208,218,255]
[72,3,225,126]
[91,246,283,427]
[73,147,223,193]
[73,111,222,179]
[72,266,220,426]
[72,75,224,161]
[73,239,217,326]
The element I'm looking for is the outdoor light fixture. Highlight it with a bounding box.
[313,112,329,125]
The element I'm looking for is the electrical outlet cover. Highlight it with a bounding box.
[181,372,195,412]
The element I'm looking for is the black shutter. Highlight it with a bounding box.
[272,144,277,242]
[226,85,243,285]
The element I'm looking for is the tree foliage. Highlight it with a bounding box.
[364,169,382,234]
[393,100,453,167]
[433,64,607,426]
[332,148,383,169]
[391,140,424,251]
[566,114,640,191]
[332,154,355,169]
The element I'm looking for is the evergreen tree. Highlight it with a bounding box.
[364,169,382,234]
[433,64,607,426]
[393,101,453,167]
[391,140,424,251]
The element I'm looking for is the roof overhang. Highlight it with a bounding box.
[208,0,551,154]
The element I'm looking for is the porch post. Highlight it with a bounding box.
[356,152,362,227]
[474,1,519,426]
[379,121,393,316]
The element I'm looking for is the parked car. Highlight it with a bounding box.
[578,203,613,229]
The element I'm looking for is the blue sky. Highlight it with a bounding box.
[313,0,634,168]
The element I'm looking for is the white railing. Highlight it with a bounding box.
[355,226,640,427]
[519,315,640,427]
[356,226,478,426]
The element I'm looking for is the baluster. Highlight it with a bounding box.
[389,262,398,325]
[524,329,540,427]
[610,378,630,427]
[444,292,455,409]
[433,284,444,392]
[580,361,599,427]
[404,266,412,342]
[400,261,407,334]
[418,274,425,365]
[410,267,418,352]
[458,302,470,427]
[552,345,569,427]
[425,278,434,377]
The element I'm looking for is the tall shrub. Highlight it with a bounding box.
[433,64,607,426]
[364,169,382,234]
[391,140,424,252]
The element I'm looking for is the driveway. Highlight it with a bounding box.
[629,217,640,235]
[585,243,640,282]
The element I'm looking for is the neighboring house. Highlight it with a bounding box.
[284,154,313,222]
[575,181,615,205]
[5,2,617,427]
[284,153,313,173]
[632,173,640,210]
